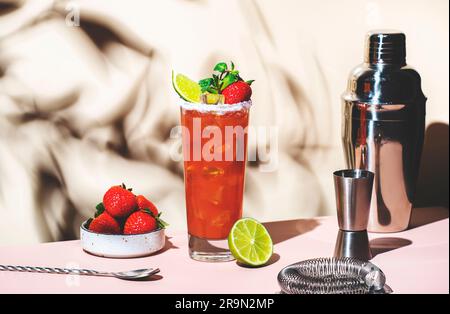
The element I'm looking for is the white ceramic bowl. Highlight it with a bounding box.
[80,221,165,258]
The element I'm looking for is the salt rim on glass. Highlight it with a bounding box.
[178,98,252,114]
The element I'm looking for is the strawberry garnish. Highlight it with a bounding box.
[222,81,252,104]
[103,183,137,218]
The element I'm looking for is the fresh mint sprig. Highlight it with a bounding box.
[199,61,253,94]
[214,62,228,73]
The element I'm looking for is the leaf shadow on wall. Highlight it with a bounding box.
[0,2,20,17]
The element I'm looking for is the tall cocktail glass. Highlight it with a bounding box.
[179,100,251,262]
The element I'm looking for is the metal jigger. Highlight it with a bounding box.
[333,169,374,261]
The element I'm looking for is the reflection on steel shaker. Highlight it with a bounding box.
[342,30,427,233]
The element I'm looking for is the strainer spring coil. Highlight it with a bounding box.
[278,257,389,294]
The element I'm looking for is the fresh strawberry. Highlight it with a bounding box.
[222,81,252,104]
[136,195,159,216]
[103,184,137,218]
[88,212,121,234]
[123,211,157,235]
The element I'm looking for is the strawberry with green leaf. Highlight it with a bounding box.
[87,203,121,234]
[136,195,158,216]
[123,209,169,235]
[103,183,137,218]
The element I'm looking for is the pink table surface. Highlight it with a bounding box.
[0,207,448,294]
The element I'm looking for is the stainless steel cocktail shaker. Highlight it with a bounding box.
[342,30,426,233]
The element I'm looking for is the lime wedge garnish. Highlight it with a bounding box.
[172,71,201,103]
[228,218,273,266]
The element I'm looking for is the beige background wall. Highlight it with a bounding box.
[0,0,448,244]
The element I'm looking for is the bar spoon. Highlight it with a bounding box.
[0,265,160,280]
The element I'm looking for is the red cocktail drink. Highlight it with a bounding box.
[180,101,251,261]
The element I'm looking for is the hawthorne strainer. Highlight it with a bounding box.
[277,257,392,294]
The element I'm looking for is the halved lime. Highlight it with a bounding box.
[228,218,273,266]
[172,71,201,103]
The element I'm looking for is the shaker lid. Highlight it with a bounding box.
[364,30,406,65]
